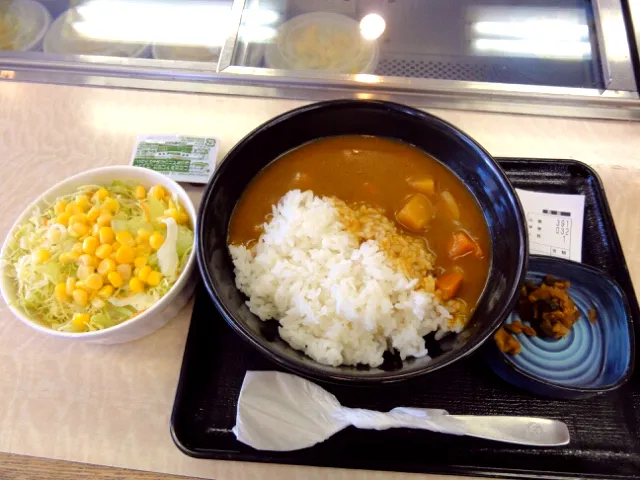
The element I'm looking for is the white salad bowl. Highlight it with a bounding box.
[0,166,197,344]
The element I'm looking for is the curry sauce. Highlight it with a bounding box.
[228,135,490,310]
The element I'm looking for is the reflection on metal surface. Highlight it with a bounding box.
[219,64,611,97]
[238,25,275,43]
[629,0,640,71]
[359,13,385,41]
[595,5,632,62]
[354,73,381,84]
[217,0,246,72]
[74,0,230,47]
[474,39,591,59]
[242,7,279,26]
[6,65,640,121]
[470,7,592,60]
[72,0,277,49]
[473,21,588,41]
[592,0,636,90]
[0,47,635,100]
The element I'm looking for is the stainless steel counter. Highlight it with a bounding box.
[0,0,639,119]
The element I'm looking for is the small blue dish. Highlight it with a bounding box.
[486,255,635,399]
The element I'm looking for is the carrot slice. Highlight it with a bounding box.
[448,231,478,259]
[436,271,464,300]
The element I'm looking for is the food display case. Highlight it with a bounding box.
[1,0,640,119]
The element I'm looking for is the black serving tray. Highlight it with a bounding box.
[171,159,640,479]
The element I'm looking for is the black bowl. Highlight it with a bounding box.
[197,100,528,383]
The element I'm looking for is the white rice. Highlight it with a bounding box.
[229,190,460,367]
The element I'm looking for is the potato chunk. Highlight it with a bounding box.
[396,194,433,232]
[439,191,460,221]
[409,176,435,195]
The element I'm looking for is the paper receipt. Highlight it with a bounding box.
[516,189,585,262]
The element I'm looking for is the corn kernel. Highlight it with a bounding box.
[75,280,89,291]
[33,248,51,264]
[115,231,135,247]
[107,271,123,288]
[102,197,119,213]
[95,244,112,260]
[137,228,151,241]
[98,285,114,299]
[72,289,89,306]
[70,222,89,237]
[114,245,134,264]
[82,236,99,255]
[69,214,87,225]
[135,185,146,200]
[65,277,76,296]
[117,263,132,281]
[85,273,104,290]
[71,243,83,255]
[150,185,166,200]
[177,211,190,225]
[72,313,90,327]
[146,270,163,287]
[54,283,68,301]
[99,226,115,244]
[97,258,117,275]
[135,244,151,256]
[133,257,147,269]
[133,267,140,277]
[54,200,68,215]
[78,254,98,268]
[65,202,83,215]
[149,232,164,250]
[138,265,152,282]
[76,195,90,210]
[164,208,179,221]
[95,188,109,201]
[91,223,100,236]
[56,212,71,226]
[87,206,101,223]
[129,277,145,293]
[59,252,78,264]
[97,212,112,227]
[77,265,95,281]
[111,241,121,251]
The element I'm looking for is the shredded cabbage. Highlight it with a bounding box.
[3,181,193,333]
[157,217,179,279]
